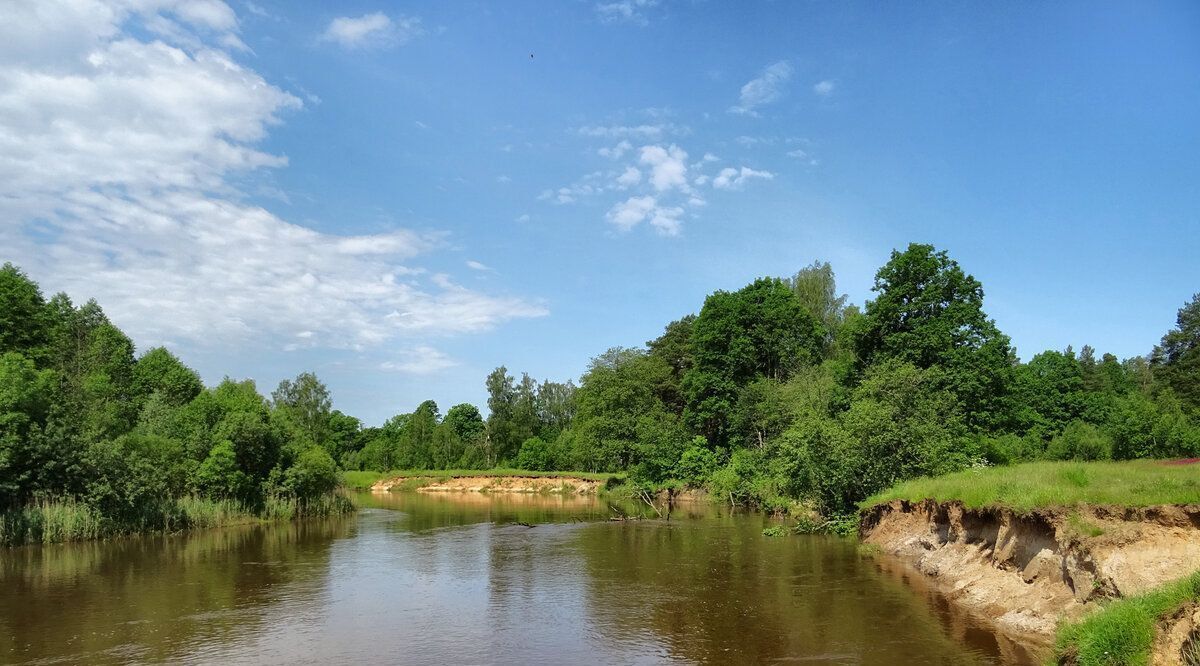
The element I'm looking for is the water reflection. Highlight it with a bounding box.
[0,493,1043,665]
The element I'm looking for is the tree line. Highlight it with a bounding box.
[3,243,1198,527]
[0,264,345,539]
[344,244,1199,515]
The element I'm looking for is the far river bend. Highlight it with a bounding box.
[0,492,1044,664]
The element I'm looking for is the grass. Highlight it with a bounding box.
[0,494,355,547]
[343,468,625,491]
[861,460,1200,513]
[1054,570,1200,665]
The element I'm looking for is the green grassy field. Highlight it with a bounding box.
[1054,570,1200,666]
[342,469,625,491]
[861,460,1200,512]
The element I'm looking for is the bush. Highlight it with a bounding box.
[674,438,718,486]
[517,436,553,471]
[283,446,339,500]
[1046,421,1113,461]
[194,440,252,501]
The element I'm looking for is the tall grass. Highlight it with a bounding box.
[0,493,355,547]
[861,460,1200,512]
[1054,570,1200,665]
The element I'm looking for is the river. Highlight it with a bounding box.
[0,492,1044,664]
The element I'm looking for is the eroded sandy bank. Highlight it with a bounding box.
[371,475,604,494]
[859,500,1200,640]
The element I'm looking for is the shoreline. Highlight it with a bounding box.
[858,498,1200,658]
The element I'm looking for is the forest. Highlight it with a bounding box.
[344,243,1200,514]
[2,243,1198,543]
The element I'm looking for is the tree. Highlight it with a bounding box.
[133,347,203,407]
[517,436,553,471]
[284,447,339,501]
[788,261,848,357]
[573,348,677,472]
[398,400,439,469]
[1151,293,1200,408]
[0,352,56,505]
[852,244,1015,430]
[683,278,824,446]
[0,263,50,360]
[485,366,518,464]
[444,402,485,465]
[272,372,332,447]
[647,315,695,411]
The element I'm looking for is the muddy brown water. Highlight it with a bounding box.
[0,492,1046,664]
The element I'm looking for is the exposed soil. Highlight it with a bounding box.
[1151,602,1200,666]
[371,475,604,494]
[859,500,1200,641]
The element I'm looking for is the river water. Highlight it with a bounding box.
[0,492,1045,664]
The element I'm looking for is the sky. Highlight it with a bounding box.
[2,1,1198,425]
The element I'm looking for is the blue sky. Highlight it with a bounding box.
[2,1,1198,424]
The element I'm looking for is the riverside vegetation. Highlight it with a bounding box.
[3,243,1198,544]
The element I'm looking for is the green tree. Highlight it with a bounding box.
[0,263,50,360]
[788,261,848,357]
[133,347,203,407]
[0,352,56,505]
[683,277,824,446]
[516,436,553,471]
[283,446,339,500]
[852,244,1015,431]
[272,372,333,447]
[1151,293,1200,409]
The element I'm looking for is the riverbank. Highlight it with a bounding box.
[354,469,624,494]
[0,494,354,547]
[858,460,1200,664]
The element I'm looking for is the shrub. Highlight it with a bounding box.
[283,446,339,500]
[517,436,553,471]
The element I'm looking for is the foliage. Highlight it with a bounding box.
[1151,293,1200,409]
[1054,570,1200,666]
[516,436,553,471]
[863,460,1200,512]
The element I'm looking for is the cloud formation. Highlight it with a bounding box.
[380,346,459,374]
[320,12,424,50]
[0,0,544,353]
[813,79,835,97]
[595,0,658,25]
[729,61,792,116]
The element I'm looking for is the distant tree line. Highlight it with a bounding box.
[4,243,1198,526]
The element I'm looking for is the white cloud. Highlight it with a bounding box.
[320,12,424,50]
[466,260,491,271]
[639,144,690,192]
[712,166,774,190]
[0,0,545,352]
[595,0,658,25]
[729,61,792,116]
[605,196,683,237]
[598,140,633,159]
[577,123,684,140]
[813,79,835,97]
[515,213,531,223]
[616,166,641,187]
[380,346,459,375]
[496,175,512,184]
[606,195,655,231]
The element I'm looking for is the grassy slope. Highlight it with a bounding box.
[342,469,625,491]
[861,460,1200,512]
[1054,570,1200,666]
[862,460,1200,665]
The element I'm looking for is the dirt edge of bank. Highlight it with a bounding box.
[859,499,1200,642]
